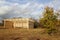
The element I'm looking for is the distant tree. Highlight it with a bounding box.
[34,21,40,28]
[40,6,58,35]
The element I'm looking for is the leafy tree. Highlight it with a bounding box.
[40,6,58,35]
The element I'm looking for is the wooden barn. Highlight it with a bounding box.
[3,18,34,29]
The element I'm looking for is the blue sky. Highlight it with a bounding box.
[5,0,52,4]
[0,0,60,20]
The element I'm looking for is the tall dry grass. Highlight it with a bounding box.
[0,28,60,40]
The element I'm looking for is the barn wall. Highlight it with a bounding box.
[4,21,13,29]
[13,19,29,28]
[22,21,28,28]
[4,18,35,29]
[29,21,34,29]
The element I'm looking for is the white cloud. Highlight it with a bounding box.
[47,0,60,10]
[0,0,44,20]
[0,0,60,20]
[0,6,12,15]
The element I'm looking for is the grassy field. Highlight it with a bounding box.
[0,28,60,40]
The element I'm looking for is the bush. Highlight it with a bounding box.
[46,28,57,35]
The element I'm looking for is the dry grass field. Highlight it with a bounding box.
[0,28,60,40]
